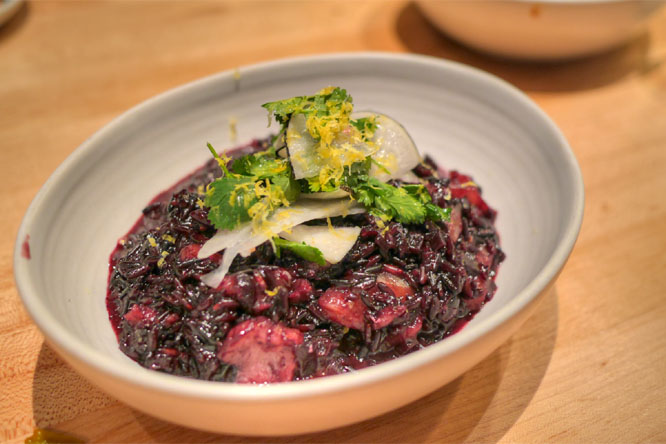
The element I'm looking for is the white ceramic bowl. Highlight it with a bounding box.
[417,0,665,61]
[14,53,583,435]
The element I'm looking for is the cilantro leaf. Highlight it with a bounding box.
[402,184,451,222]
[207,143,234,176]
[350,116,377,141]
[273,237,326,265]
[262,97,307,126]
[271,174,300,202]
[262,87,352,129]
[205,175,257,230]
[352,178,426,224]
[425,203,451,222]
[306,175,339,193]
[304,158,372,194]
[231,153,289,178]
[347,178,450,224]
[204,143,300,230]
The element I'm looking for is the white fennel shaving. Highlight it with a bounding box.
[354,112,422,181]
[200,199,365,288]
[279,225,361,264]
[296,112,422,201]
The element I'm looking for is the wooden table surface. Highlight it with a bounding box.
[2,1,665,443]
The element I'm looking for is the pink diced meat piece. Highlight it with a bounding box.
[447,205,463,244]
[179,244,201,261]
[388,315,423,347]
[123,304,157,327]
[318,288,367,330]
[218,317,304,384]
[376,272,414,301]
[369,305,407,330]
[288,279,313,303]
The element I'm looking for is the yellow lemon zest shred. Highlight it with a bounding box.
[229,181,252,207]
[217,152,233,171]
[294,88,376,190]
[161,234,176,243]
[229,116,238,143]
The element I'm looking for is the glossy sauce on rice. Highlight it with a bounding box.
[107,138,504,383]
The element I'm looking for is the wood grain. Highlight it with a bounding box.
[2,1,665,442]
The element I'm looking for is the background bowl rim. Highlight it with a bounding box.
[427,0,655,4]
[14,51,584,401]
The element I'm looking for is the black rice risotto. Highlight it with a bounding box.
[107,139,505,383]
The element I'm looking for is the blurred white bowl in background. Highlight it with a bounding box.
[417,0,665,61]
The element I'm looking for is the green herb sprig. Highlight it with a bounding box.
[345,174,451,225]
[272,237,326,265]
[204,143,299,230]
[205,87,450,233]
[262,86,353,132]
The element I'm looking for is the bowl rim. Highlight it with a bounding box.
[14,51,584,401]
[434,0,654,4]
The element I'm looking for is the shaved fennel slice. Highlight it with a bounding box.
[237,200,365,257]
[285,114,322,180]
[280,225,361,264]
[198,224,252,259]
[199,199,365,288]
[399,171,422,183]
[301,189,350,200]
[287,113,375,181]
[298,112,422,201]
[352,112,422,181]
